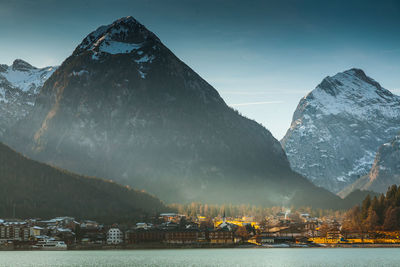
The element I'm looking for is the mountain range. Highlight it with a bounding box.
[2,16,344,208]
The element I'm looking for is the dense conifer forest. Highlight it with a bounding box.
[0,142,168,223]
[343,185,400,232]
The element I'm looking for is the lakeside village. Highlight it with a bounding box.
[2,208,400,250]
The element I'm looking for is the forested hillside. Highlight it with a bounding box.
[0,142,168,223]
[343,185,400,232]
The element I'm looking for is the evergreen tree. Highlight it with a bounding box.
[364,207,379,231]
[383,207,400,231]
[361,195,371,220]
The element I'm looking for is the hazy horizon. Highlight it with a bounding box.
[1,0,399,139]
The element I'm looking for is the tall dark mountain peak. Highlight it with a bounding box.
[5,17,343,208]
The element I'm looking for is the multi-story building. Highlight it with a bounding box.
[165,230,199,244]
[0,222,31,243]
[125,229,165,244]
[107,228,123,244]
[209,230,234,244]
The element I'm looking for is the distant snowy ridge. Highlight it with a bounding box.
[281,68,400,193]
[339,133,400,197]
[0,59,57,138]
[0,59,55,95]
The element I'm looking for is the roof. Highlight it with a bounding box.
[160,213,177,216]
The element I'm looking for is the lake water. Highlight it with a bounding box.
[0,248,399,266]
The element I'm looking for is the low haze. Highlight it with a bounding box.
[1,0,399,139]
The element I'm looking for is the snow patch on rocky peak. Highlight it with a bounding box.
[135,54,155,64]
[77,16,158,60]
[308,69,400,119]
[79,16,139,50]
[99,41,142,55]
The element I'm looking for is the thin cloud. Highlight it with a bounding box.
[230,100,284,107]
[220,91,271,96]
[380,48,400,54]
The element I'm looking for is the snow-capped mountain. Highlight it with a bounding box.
[339,134,400,197]
[5,16,342,207]
[0,59,56,138]
[281,69,400,193]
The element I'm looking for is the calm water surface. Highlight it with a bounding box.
[0,248,399,266]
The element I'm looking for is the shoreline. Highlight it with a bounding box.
[3,243,400,251]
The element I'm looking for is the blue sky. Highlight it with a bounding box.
[1,0,399,139]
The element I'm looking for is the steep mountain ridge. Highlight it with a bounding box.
[0,59,57,138]
[281,69,400,193]
[6,16,342,208]
[340,134,400,197]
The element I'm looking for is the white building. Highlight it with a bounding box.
[135,222,153,230]
[107,228,123,244]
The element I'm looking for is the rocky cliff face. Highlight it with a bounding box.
[0,60,56,138]
[6,16,341,207]
[281,69,400,193]
[339,134,400,197]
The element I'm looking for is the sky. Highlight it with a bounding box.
[1,0,399,139]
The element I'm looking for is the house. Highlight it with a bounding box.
[37,217,75,229]
[135,223,153,230]
[159,221,179,230]
[55,228,75,245]
[107,228,124,245]
[159,213,185,223]
[80,226,105,244]
[81,220,101,230]
[31,226,44,237]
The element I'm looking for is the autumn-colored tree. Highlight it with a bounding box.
[235,226,250,241]
[386,185,398,204]
[364,207,379,231]
[348,185,400,232]
[361,195,371,220]
[377,194,386,225]
[318,224,330,238]
[342,205,363,238]
[289,212,302,223]
[383,207,400,231]
[199,217,214,230]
